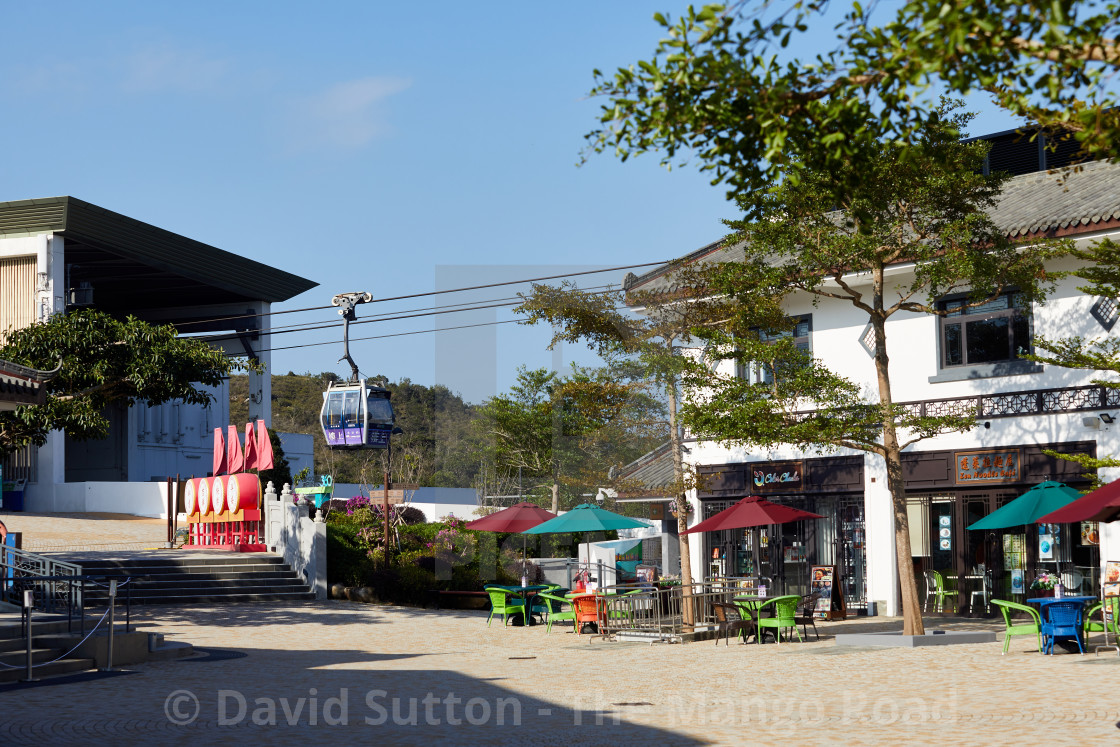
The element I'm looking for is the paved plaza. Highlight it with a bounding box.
[1,512,1118,744]
[0,600,1116,745]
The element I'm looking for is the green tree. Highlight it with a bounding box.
[1027,238,1120,483]
[477,363,658,513]
[586,1,1120,204]
[515,280,725,623]
[0,309,252,456]
[679,110,1063,634]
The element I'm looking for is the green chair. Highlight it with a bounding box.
[484,586,527,627]
[536,592,576,633]
[923,570,956,613]
[755,595,803,644]
[991,599,1042,655]
[1085,597,1120,638]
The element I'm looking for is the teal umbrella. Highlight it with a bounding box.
[524,503,650,588]
[967,481,1082,530]
[523,503,651,535]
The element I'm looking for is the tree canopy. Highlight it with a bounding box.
[681,108,1063,634]
[586,1,1120,203]
[0,309,251,456]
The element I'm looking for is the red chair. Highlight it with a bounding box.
[569,593,607,636]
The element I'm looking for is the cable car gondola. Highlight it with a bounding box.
[320,291,396,450]
[320,379,394,448]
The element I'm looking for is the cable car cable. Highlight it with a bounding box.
[170,260,667,329]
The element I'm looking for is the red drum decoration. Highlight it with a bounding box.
[198,477,212,516]
[225,473,261,512]
[211,475,226,515]
[184,478,199,519]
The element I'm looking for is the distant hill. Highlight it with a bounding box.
[229,373,483,487]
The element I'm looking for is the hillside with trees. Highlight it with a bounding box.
[230,372,483,488]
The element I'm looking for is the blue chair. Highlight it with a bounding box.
[1041,600,1085,655]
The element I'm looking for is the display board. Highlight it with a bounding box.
[810,565,847,620]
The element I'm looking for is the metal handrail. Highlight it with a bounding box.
[1,552,145,636]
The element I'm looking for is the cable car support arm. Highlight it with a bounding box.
[331,291,372,384]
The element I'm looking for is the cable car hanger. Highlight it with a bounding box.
[332,291,372,384]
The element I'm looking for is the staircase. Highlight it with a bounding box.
[77,554,317,605]
[0,617,95,684]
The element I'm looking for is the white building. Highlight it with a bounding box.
[624,138,1120,617]
[0,197,317,516]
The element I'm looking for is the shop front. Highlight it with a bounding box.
[902,440,1099,616]
[696,455,867,608]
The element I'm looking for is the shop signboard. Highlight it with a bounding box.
[955,449,1020,484]
[751,462,803,492]
[1010,569,1025,595]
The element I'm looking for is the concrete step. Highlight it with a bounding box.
[123,591,317,604]
[0,657,96,684]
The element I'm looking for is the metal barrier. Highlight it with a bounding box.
[1,546,83,612]
[587,583,747,644]
[1,546,141,636]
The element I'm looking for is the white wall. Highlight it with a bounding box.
[25,480,173,518]
[679,232,1120,611]
[332,484,480,523]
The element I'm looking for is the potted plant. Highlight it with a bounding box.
[1030,571,1060,598]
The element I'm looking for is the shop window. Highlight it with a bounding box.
[736,315,812,385]
[929,291,1042,383]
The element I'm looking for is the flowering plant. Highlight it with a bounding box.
[1030,571,1060,590]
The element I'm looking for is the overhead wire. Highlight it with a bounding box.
[196,287,624,344]
[171,260,665,330]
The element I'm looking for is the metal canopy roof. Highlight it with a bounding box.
[0,196,318,315]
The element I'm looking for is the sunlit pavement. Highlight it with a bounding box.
[2,598,1117,746]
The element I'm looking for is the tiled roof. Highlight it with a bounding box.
[629,159,1120,291]
[615,441,687,497]
[0,358,56,409]
[988,159,1120,238]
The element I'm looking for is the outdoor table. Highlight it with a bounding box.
[733,595,772,641]
[1025,596,1097,653]
[493,585,551,626]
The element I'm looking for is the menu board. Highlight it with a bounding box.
[810,565,847,620]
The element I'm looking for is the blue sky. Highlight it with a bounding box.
[0,2,1025,403]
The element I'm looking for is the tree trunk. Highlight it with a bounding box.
[870,295,925,635]
[667,373,695,627]
[551,482,559,514]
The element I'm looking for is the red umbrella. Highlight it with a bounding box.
[682,495,823,534]
[466,502,558,582]
[466,502,557,533]
[1038,479,1120,523]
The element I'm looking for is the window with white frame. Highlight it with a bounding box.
[938,291,1032,368]
[736,315,812,384]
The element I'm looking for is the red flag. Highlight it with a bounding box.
[227,424,245,474]
[243,422,258,471]
[212,427,227,476]
[256,420,274,471]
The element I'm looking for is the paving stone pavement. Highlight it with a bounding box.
[0,599,1117,746]
[2,511,1116,745]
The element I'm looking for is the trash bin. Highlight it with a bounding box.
[1,480,25,511]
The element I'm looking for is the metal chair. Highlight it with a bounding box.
[970,566,992,615]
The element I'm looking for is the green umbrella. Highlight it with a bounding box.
[524,503,650,588]
[967,481,1082,530]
